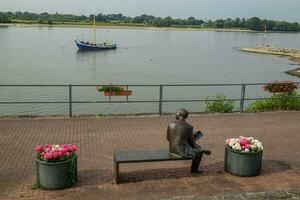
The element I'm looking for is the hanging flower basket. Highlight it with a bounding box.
[96,85,133,96]
[224,136,263,177]
[263,80,298,94]
[104,91,132,96]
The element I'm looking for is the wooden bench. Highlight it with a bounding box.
[113,149,193,184]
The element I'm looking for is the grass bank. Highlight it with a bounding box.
[1,19,257,32]
[240,47,300,77]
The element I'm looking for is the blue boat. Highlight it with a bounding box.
[75,40,117,50]
[75,16,117,50]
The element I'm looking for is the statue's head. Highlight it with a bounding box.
[175,109,189,120]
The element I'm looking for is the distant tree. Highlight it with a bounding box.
[1,11,299,32]
[152,17,163,27]
[205,20,213,27]
[162,16,173,27]
[96,13,107,22]
[247,17,263,30]
[0,12,10,23]
[213,19,225,28]
[238,18,246,29]
[224,18,233,28]
[233,17,241,28]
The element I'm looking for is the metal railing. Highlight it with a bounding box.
[0,82,299,117]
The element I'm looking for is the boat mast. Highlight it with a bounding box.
[93,16,96,44]
[263,25,267,47]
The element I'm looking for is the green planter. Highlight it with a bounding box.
[35,155,77,189]
[224,145,262,176]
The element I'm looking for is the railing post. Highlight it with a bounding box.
[109,85,112,101]
[126,85,129,102]
[69,85,72,118]
[240,83,246,113]
[159,85,163,115]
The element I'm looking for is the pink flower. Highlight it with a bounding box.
[57,151,61,156]
[61,148,68,154]
[226,139,231,144]
[53,152,58,158]
[34,145,43,153]
[44,144,52,148]
[239,137,250,148]
[44,153,53,160]
[72,145,77,151]
[44,147,51,153]
[35,144,77,161]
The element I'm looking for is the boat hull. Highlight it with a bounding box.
[75,40,117,50]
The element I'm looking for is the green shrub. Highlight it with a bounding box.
[97,85,124,94]
[263,81,298,94]
[205,94,235,113]
[247,92,300,112]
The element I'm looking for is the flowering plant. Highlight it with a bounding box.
[226,136,263,153]
[263,80,298,94]
[96,85,125,93]
[35,144,77,162]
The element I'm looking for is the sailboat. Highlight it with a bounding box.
[75,16,117,50]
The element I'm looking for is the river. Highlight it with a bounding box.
[0,25,299,115]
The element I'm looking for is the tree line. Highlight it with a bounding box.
[1,11,299,31]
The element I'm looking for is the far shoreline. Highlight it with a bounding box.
[0,22,265,32]
[2,22,300,34]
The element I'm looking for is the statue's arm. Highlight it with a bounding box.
[188,128,201,150]
[188,130,196,148]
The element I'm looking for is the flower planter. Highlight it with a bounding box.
[104,90,132,96]
[35,155,77,189]
[224,145,262,176]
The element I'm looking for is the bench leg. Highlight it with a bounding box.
[113,159,119,184]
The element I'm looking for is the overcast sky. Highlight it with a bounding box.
[2,0,300,22]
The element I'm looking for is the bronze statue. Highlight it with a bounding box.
[167,109,211,173]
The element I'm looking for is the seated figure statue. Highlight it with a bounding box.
[167,109,211,173]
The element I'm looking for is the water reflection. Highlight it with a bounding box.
[1,26,300,115]
[76,49,117,64]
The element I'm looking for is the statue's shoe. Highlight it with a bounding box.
[201,150,211,155]
[190,169,203,174]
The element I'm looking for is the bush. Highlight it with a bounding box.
[0,13,10,23]
[97,85,124,94]
[247,92,300,112]
[263,80,298,94]
[205,94,235,113]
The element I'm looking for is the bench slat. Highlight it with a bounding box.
[114,149,192,163]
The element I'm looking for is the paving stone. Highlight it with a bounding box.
[241,192,266,200]
[0,111,299,199]
[267,189,292,199]
[287,188,300,198]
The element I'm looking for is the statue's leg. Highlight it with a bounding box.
[190,151,203,173]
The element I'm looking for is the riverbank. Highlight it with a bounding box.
[0,21,256,32]
[240,47,300,77]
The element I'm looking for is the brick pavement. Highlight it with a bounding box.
[0,111,299,199]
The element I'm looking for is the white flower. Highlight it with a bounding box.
[227,136,263,152]
[52,144,60,150]
[233,143,242,151]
